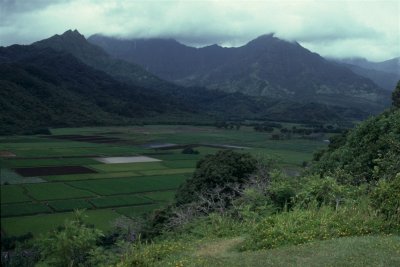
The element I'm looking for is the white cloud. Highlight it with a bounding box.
[0,0,399,61]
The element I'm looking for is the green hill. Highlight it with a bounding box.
[0,45,186,134]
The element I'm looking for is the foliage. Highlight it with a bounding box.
[232,188,275,222]
[240,202,392,251]
[295,176,345,208]
[267,174,297,210]
[175,150,257,205]
[1,244,40,267]
[37,210,103,267]
[370,173,400,222]
[117,239,186,267]
[311,109,400,184]
[1,232,33,251]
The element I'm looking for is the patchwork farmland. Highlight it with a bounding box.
[0,125,328,237]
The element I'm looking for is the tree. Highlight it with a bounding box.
[392,80,400,108]
[175,150,257,205]
[38,210,103,266]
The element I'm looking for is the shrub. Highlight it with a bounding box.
[295,176,345,209]
[310,109,400,184]
[37,210,103,266]
[240,203,391,251]
[371,173,400,222]
[175,150,256,205]
[117,239,186,267]
[268,179,296,210]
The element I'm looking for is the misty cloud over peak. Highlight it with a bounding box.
[1,0,399,61]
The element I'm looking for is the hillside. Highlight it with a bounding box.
[33,30,166,89]
[89,34,391,113]
[0,45,187,134]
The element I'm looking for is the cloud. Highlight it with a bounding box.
[0,0,399,61]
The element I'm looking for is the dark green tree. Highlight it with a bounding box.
[175,150,257,205]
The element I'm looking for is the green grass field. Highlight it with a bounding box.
[2,158,99,168]
[141,190,176,202]
[48,199,93,212]
[67,175,188,195]
[116,204,164,218]
[88,162,167,172]
[90,195,153,208]
[138,168,194,176]
[1,185,31,204]
[1,202,52,217]
[24,183,96,200]
[43,171,142,181]
[0,124,328,237]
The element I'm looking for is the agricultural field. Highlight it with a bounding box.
[0,124,329,237]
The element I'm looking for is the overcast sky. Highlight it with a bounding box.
[1,0,399,61]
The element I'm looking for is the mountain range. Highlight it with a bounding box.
[89,33,391,112]
[0,30,395,134]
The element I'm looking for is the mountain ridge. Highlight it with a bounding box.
[0,30,388,134]
[33,30,166,89]
[88,33,390,112]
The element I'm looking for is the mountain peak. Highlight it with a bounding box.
[63,29,82,35]
[58,29,86,41]
[33,29,110,60]
[33,29,88,48]
[244,33,286,48]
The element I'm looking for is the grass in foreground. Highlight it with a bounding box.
[176,235,400,267]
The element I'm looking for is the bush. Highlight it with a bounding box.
[117,239,186,267]
[268,179,296,210]
[295,176,345,209]
[310,109,400,184]
[37,210,103,266]
[240,203,391,251]
[232,188,275,222]
[175,150,257,205]
[371,173,400,222]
